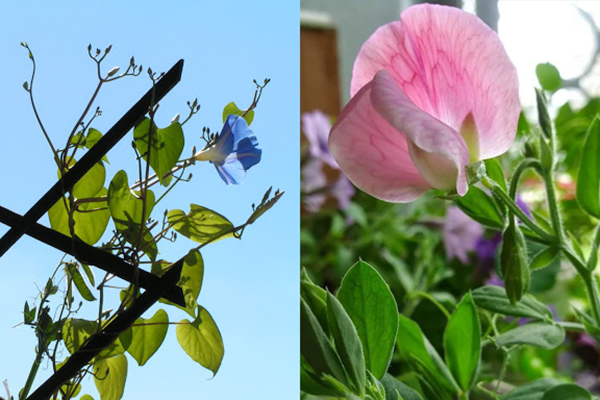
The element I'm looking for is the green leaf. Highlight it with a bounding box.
[472,285,552,320]
[107,170,157,260]
[300,360,340,397]
[530,246,560,271]
[337,260,398,379]
[65,262,95,301]
[397,314,456,393]
[62,319,130,360]
[536,63,562,92]
[444,293,480,392]
[156,249,204,317]
[327,292,366,395]
[58,157,106,200]
[485,158,507,192]
[577,116,600,219]
[542,384,591,400]
[381,373,424,400]
[500,378,562,400]
[301,298,350,388]
[495,322,565,349]
[300,269,329,333]
[93,354,127,400]
[454,186,505,229]
[571,306,600,337]
[168,204,236,245]
[23,301,36,325]
[48,187,110,245]
[79,395,95,400]
[222,101,254,126]
[133,118,184,185]
[127,309,168,366]
[176,306,224,376]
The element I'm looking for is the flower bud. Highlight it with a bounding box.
[107,66,120,78]
[500,221,530,304]
[171,113,180,124]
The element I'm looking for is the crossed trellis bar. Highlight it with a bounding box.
[0,60,188,400]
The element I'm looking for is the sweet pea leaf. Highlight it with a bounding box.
[327,292,366,395]
[107,170,157,260]
[485,158,507,192]
[380,373,424,400]
[454,186,505,229]
[530,246,560,271]
[127,309,168,366]
[176,306,224,375]
[536,62,562,92]
[472,285,552,320]
[155,249,204,317]
[397,314,456,393]
[222,101,254,126]
[48,187,110,245]
[495,322,565,349]
[577,116,600,219]
[444,293,480,392]
[134,118,184,185]
[168,204,236,245]
[93,354,127,400]
[301,298,349,388]
[337,260,398,379]
[542,384,591,400]
[500,378,562,400]
[300,269,328,333]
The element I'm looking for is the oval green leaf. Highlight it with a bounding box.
[542,384,591,400]
[454,186,505,229]
[327,292,366,395]
[500,378,562,400]
[472,285,552,320]
[156,249,204,317]
[176,306,224,376]
[495,322,565,349]
[536,62,562,92]
[444,292,481,392]
[337,260,398,380]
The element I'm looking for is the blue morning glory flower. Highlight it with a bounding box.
[194,114,262,185]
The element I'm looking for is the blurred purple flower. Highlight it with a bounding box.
[302,110,338,168]
[331,175,355,210]
[485,273,504,287]
[443,207,484,264]
[301,158,327,212]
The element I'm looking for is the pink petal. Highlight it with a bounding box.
[329,81,429,203]
[371,70,469,195]
[351,4,520,159]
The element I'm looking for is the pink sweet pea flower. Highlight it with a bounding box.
[329,4,520,202]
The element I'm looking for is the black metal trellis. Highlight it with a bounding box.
[0,59,190,399]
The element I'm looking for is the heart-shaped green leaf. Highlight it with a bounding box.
[134,118,184,185]
[168,204,236,245]
[108,170,157,260]
[48,187,110,245]
[156,249,204,317]
[176,306,224,375]
[222,101,254,126]
[93,354,128,400]
[127,309,168,366]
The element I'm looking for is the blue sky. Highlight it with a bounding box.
[0,2,298,399]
